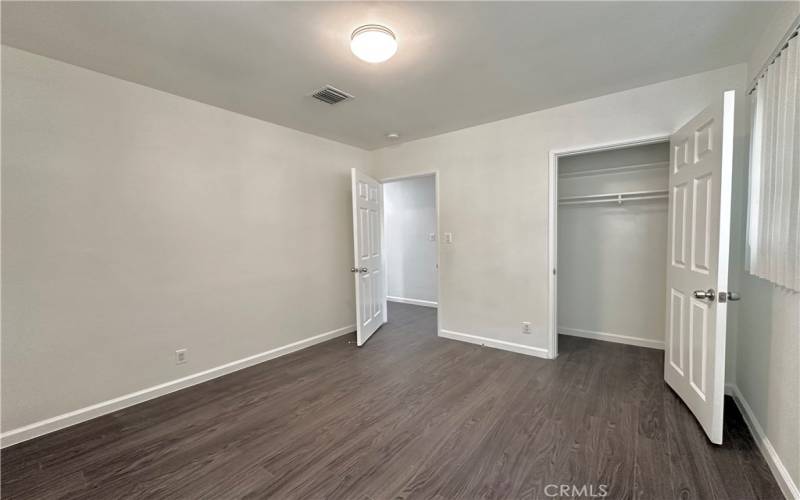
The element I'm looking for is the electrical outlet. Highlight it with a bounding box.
[175,349,187,365]
[444,232,454,244]
[428,232,436,242]
[521,322,532,334]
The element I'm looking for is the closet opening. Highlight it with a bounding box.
[548,138,670,358]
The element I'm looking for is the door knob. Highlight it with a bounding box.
[350,267,368,273]
[350,267,358,273]
[359,267,368,273]
[693,289,716,301]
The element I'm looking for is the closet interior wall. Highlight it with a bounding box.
[557,142,670,349]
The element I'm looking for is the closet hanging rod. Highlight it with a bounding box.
[558,194,668,206]
[558,189,668,203]
[558,161,669,179]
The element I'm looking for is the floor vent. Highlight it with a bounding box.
[311,85,353,105]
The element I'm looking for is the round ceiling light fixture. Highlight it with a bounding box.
[350,24,397,63]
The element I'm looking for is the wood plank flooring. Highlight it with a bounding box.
[1,303,782,499]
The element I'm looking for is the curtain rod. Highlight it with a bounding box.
[748,14,800,95]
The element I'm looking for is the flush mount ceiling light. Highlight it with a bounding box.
[350,24,397,63]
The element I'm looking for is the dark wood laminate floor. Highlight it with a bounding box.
[2,303,782,499]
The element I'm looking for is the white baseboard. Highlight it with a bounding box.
[439,329,551,359]
[558,326,664,350]
[387,296,438,308]
[725,383,799,499]
[0,324,355,449]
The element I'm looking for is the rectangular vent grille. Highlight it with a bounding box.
[311,85,353,105]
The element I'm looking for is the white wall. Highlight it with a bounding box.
[384,176,437,305]
[1,47,371,434]
[373,63,749,358]
[747,2,800,84]
[733,9,800,493]
[735,278,799,492]
[557,144,669,348]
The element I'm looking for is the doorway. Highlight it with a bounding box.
[382,173,439,326]
[350,169,441,346]
[555,140,670,351]
[546,91,737,446]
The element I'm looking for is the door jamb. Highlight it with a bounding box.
[547,135,670,359]
[379,171,441,338]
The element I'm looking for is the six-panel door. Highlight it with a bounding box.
[664,91,735,444]
[352,169,386,346]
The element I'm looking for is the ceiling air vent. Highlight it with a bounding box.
[311,85,353,105]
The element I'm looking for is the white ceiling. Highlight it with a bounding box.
[2,2,785,150]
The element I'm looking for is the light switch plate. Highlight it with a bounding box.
[444,232,453,244]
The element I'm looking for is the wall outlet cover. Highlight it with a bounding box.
[175,349,187,364]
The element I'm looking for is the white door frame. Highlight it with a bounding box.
[379,171,441,338]
[547,135,670,359]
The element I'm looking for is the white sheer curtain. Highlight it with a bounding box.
[747,34,800,292]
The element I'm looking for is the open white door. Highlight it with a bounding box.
[351,168,387,346]
[665,90,736,444]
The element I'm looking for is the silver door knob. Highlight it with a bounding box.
[350,267,358,273]
[359,267,368,273]
[693,289,716,301]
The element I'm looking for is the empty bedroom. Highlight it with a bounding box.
[1,1,798,498]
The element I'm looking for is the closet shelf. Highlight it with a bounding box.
[558,161,669,179]
[558,189,668,206]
